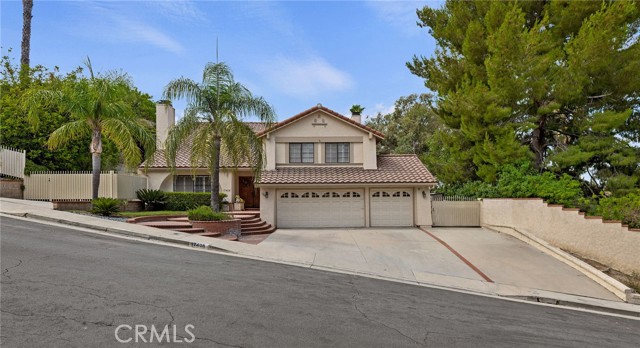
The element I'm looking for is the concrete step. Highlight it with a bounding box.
[228,213,260,220]
[196,231,222,238]
[241,225,276,236]
[173,227,206,234]
[242,223,270,232]
[217,234,238,241]
[241,220,267,228]
[168,217,188,222]
[138,221,193,229]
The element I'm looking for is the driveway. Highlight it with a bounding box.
[256,227,620,301]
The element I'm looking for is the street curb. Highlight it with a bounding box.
[3,210,638,318]
[503,295,639,318]
[484,224,639,304]
[3,211,236,254]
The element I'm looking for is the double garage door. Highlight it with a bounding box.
[276,189,413,228]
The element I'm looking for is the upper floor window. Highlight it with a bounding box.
[290,143,314,163]
[325,143,349,163]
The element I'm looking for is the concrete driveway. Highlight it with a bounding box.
[256,227,620,302]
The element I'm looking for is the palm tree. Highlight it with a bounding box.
[163,62,276,211]
[21,0,33,67]
[25,58,156,199]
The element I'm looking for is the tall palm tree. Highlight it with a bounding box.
[21,0,33,67]
[25,58,156,199]
[163,62,276,211]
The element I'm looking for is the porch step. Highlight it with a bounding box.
[228,213,260,220]
[242,222,269,232]
[138,221,193,229]
[196,231,222,238]
[218,234,238,241]
[174,227,206,234]
[241,225,276,236]
[241,220,266,228]
[168,217,188,222]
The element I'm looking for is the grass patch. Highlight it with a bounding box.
[117,210,187,218]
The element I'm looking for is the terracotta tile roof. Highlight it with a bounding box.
[257,105,385,139]
[145,147,253,169]
[258,154,437,185]
[143,122,268,169]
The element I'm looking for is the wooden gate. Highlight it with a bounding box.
[431,195,481,227]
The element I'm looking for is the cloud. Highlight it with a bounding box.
[367,1,431,35]
[114,18,185,55]
[151,0,205,23]
[372,103,396,115]
[78,1,185,55]
[258,56,354,98]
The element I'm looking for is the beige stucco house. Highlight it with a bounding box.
[142,103,437,228]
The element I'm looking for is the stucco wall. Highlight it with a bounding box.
[414,187,433,226]
[0,178,23,199]
[264,110,378,169]
[481,198,640,275]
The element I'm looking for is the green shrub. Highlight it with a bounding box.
[165,192,211,210]
[136,189,168,211]
[435,181,498,198]
[165,192,228,210]
[187,206,230,221]
[91,197,124,216]
[596,193,640,228]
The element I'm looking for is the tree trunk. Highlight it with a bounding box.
[530,114,547,170]
[21,0,33,67]
[90,130,103,199]
[211,136,221,212]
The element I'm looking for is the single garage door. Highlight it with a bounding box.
[277,189,365,228]
[370,189,413,227]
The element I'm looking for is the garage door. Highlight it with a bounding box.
[277,189,365,228]
[370,189,413,227]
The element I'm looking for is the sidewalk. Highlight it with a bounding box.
[1,197,638,318]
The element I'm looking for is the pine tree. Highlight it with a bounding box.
[408,1,640,185]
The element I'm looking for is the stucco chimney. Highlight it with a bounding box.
[156,102,175,149]
[351,112,362,124]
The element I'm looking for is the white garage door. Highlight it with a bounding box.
[277,189,365,228]
[370,189,413,227]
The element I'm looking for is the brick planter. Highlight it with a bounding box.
[190,219,241,234]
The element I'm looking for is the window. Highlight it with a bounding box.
[173,175,211,192]
[325,143,349,163]
[290,143,314,163]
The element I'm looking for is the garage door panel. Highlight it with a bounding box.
[277,189,365,228]
[370,189,413,227]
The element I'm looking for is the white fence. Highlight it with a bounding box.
[0,145,26,179]
[24,171,147,201]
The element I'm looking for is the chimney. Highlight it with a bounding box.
[349,104,364,123]
[156,102,175,149]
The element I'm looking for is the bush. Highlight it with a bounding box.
[165,192,228,210]
[136,189,168,211]
[596,193,640,228]
[165,192,211,210]
[187,206,230,221]
[435,181,498,198]
[91,197,124,216]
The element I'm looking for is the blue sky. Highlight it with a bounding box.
[1,1,437,121]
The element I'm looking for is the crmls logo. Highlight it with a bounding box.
[115,324,195,344]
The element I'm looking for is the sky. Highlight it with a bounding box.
[1,0,438,122]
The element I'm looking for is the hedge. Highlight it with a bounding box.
[165,192,227,211]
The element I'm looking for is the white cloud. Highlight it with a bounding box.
[367,1,431,35]
[115,18,185,55]
[78,1,185,55]
[258,56,354,98]
[372,103,396,115]
[151,0,205,23]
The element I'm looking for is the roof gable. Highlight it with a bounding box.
[257,105,385,139]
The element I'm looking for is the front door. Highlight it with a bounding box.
[239,176,259,208]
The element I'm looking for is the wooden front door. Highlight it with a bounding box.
[239,176,259,208]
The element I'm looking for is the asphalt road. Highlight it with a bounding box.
[1,216,638,348]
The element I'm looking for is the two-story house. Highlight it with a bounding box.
[142,103,437,228]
